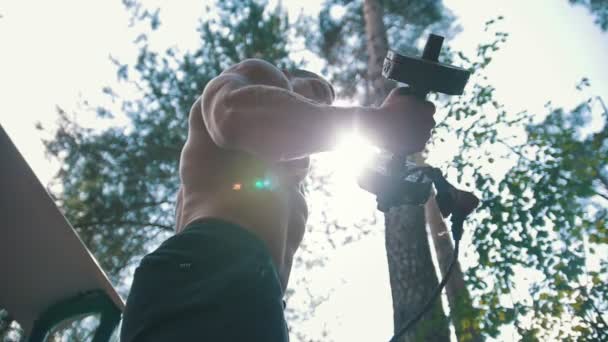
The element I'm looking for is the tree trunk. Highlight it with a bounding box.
[386,206,451,341]
[362,0,451,340]
[426,193,482,341]
[363,0,393,104]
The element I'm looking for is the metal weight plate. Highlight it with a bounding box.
[383,50,471,95]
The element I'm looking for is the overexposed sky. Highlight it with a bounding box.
[1,1,606,341]
[1,0,606,186]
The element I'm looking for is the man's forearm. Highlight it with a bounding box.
[214,85,369,161]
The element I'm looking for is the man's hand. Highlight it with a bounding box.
[361,87,436,155]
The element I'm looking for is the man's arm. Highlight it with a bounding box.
[201,58,435,162]
[201,59,361,161]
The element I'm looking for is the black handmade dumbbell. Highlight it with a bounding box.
[359,34,471,212]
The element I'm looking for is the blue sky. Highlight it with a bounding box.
[0,1,606,341]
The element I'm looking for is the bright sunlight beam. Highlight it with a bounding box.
[332,132,379,180]
[313,131,381,223]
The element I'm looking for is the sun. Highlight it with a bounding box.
[313,131,381,223]
[332,132,379,179]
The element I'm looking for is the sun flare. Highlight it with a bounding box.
[332,132,379,179]
[313,132,381,223]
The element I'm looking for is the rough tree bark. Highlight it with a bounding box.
[426,193,483,341]
[386,207,451,341]
[363,0,450,340]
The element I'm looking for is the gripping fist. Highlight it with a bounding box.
[361,87,436,155]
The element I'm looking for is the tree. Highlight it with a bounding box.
[467,93,608,340]
[303,0,474,340]
[425,190,480,341]
[510,95,608,340]
[568,0,608,31]
[362,1,451,339]
[306,2,608,339]
[431,24,608,338]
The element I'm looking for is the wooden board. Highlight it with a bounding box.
[0,125,124,333]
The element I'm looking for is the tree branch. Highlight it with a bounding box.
[594,191,608,201]
[589,298,608,332]
[596,168,608,192]
[496,138,608,202]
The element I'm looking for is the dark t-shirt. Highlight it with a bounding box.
[120,218,289,342]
